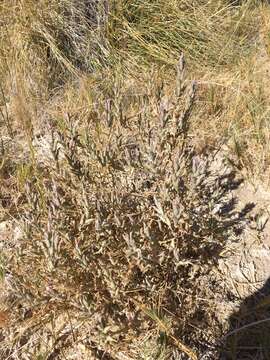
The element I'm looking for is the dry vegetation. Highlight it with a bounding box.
[0,0,270,359]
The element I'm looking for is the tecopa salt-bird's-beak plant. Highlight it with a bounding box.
[0,55,248,359]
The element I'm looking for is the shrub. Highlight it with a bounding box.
[0,57,247,359]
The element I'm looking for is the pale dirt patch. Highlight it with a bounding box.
[218,181,270,302]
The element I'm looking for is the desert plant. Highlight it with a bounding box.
[105,0,258,70]
[0,56,249,359]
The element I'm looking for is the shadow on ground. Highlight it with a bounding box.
[220,278,270,359]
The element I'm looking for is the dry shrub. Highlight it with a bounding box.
[0,59,249,359]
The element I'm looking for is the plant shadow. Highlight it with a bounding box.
[220,278,270,359]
